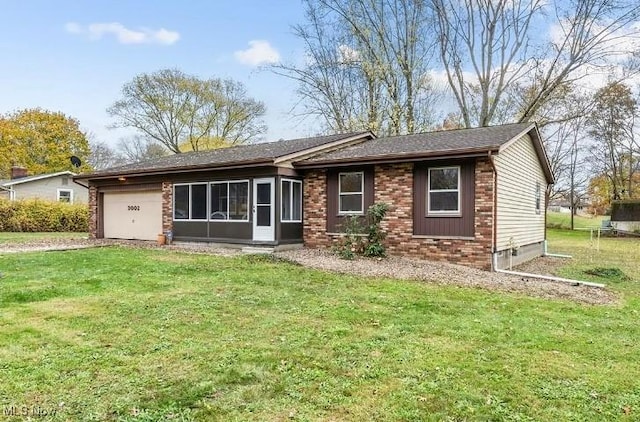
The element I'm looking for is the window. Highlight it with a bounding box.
[282,179,302,222]
[173,183,208,220]
[210,181,249,221]
[427,166,460,215]
[57,189,73,203]
[338,172,364,214]
[535,182,541,214]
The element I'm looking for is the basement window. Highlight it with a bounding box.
[427,166,460,216]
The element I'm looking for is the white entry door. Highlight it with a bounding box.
[252,178,275,242]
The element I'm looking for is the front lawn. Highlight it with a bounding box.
[0,238,639,420]
[0,232,87,244]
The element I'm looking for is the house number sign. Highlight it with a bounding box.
[127,205,140,211]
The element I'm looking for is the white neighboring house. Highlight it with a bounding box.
[0,171,88,204]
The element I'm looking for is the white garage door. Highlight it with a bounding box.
[103,191,163,241]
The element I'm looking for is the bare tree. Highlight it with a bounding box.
[117,136,168,163]
[433,0,640,128]
[272,0,441,135]
[588,81,638,202]
[88,140,121,170]
[108,69,267,153]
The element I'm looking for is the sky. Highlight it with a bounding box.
[0,0,312,147]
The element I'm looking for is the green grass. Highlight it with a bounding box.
[0,232,87,244]
[0,237,639,421]
[547,228,639,296]
[546,211,606,230]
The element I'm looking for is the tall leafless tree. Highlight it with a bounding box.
[108,69,267,153]
[272,0,441,135]
[433,0,640,128]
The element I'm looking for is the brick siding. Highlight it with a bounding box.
[88,186,98,239]
[162,181,173,235]
[303,159,495,270]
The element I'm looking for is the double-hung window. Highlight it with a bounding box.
[173,183,207,220]
[338,172,364,214]
[427,166,460,215]
[281,179,302,222]
[57,189,73,203]
[210,181,249,221]
[535,182,541,214]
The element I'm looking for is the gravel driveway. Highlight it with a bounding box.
[0,239,616,305]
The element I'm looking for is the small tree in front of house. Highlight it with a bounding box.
[334,202,389,260]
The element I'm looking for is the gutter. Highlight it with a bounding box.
[487,151,498,258]
[74,159,273,181]
[294,148,499,169]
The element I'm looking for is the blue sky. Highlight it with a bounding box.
[0,0,312,147]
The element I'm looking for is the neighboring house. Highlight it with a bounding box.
[75,123,554,270]
[0,167,88,204]
[610,200,640,232]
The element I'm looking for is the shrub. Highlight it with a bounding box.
[0,198,88,232]
[334,202,389,260]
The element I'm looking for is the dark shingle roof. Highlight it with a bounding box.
[79,132,370,178]
[297,123,534,165]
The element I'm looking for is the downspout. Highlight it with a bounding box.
[487,151,498,269]
[492,253,605,288]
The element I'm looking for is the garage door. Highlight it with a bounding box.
[103,191,163,241]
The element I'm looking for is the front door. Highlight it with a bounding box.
[252,178,275,242]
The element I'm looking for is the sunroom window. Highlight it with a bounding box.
[173,183,207,220]
[338,172,364,214]
[210,181,249,221]
[282,179,302,222]
[428,167,460,215]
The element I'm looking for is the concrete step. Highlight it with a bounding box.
[241,246,275,254]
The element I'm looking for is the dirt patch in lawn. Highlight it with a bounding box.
[275,249,618,305]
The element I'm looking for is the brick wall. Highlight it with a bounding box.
[303,169,330,247]
[162,181,173,235]
[88,186,98,239]
[302,159,495,270]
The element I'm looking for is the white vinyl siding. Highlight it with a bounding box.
[6,175,88,203]
[494,134,547,251]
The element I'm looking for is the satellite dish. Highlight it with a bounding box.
[70,156,82,168]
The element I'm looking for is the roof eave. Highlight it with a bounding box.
[274,131,375,165]
[293,147,500,169]
[75,159,274,181]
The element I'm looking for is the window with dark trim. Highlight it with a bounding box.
[281,179,302,222]
[210,181,249,221]
[173,183,208,220]
[427,166,460,215]
[338,172,364,214]
[535,182,541,214]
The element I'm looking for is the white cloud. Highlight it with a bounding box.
[337,44,359,63]
[64,22,82,34]
[64,22,180,45]
[234,40,280,66]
